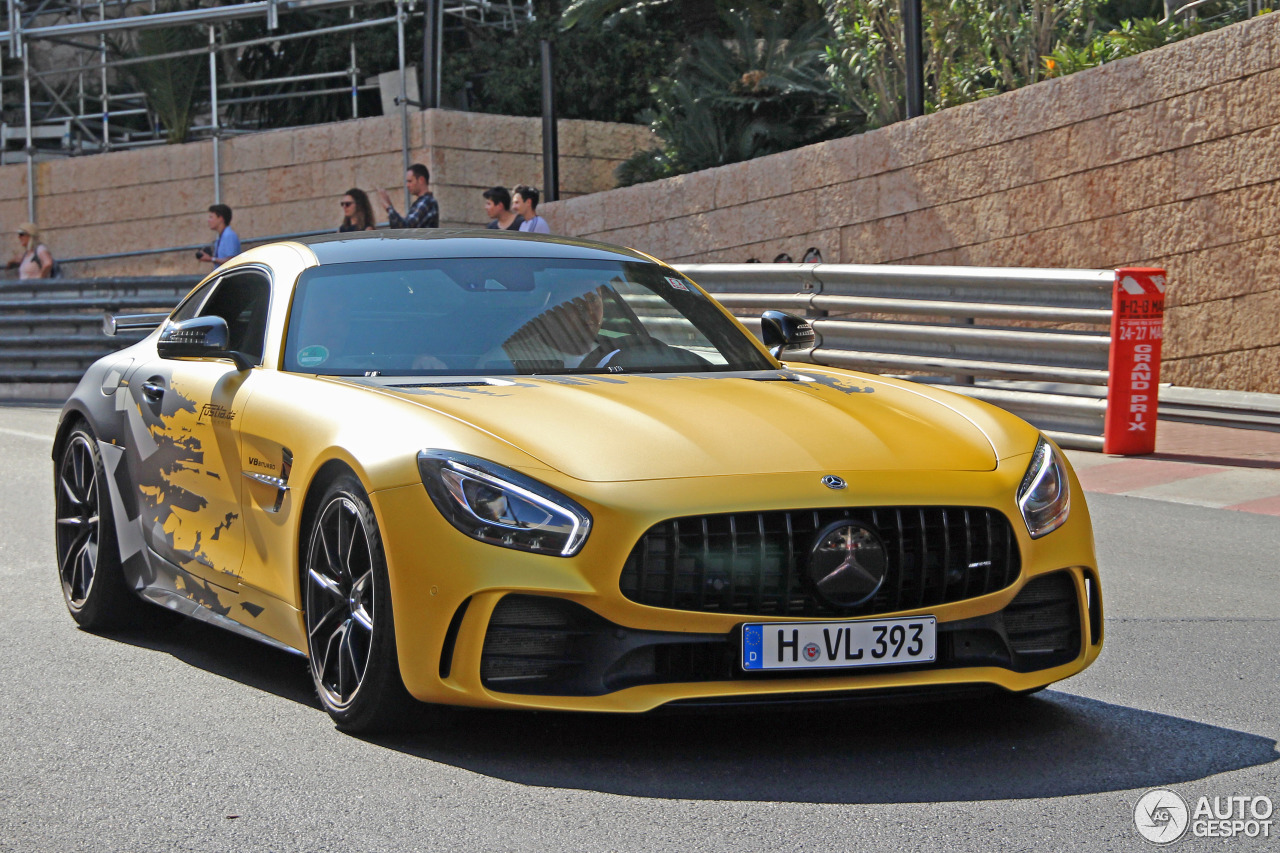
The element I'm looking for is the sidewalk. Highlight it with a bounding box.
[1067,420,1280,516]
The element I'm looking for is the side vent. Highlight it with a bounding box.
[438,597,472,680]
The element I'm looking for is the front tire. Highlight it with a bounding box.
[55,424,146,630]
[303,474,418,732]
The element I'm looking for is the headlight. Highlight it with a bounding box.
[1017,437,1071,539]
[417,450,591,556]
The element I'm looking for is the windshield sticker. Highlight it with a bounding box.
[665,276,690,292]
[297,345,329,367]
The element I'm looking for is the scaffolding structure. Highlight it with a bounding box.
[0,0,533,219]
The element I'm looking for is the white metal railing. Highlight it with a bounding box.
[1,0,535,219]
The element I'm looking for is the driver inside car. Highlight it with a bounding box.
[543,287,626,367]
[501,284,631,369]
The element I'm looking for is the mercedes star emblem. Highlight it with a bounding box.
[807,520,888,607]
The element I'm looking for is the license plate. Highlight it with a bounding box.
[741,616,937,671]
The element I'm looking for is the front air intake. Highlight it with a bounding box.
[1004,571,1081,669]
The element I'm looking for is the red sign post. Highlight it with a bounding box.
[1103,268,1167,455]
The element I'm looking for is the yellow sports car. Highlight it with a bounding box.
[53,231,1102,731]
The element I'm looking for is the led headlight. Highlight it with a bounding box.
[417,450,591,556]
[1017,437,1071,539]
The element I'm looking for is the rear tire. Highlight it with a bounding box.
[54,424,148,630]
[303,474,420,732]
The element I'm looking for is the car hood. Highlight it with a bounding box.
[351,370,1000,483]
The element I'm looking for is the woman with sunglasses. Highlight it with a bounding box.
[337,189,377,233]
[7,222,54,279]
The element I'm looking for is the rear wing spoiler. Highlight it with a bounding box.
[103,312,169,336]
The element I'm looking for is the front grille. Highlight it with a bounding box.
[620,507,1021,618]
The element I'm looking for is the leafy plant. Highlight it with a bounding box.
[616,11,845,185]
[110,1,206,143]
[224,2,396,129]
[559,0,823,34]
[1042,15,1204,77]
[823,0,1106,128]
[441,10,681,123]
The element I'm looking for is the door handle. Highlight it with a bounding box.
[141,380,165,402]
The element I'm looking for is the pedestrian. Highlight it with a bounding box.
[376,163,439,229]
[512,185,550,234]
[7,222,55,279]
[196,204,241,266]
[483,186,523,231]
[338,188,377,232]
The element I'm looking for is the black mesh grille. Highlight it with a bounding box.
[1004,571,1081,666]
[620,506,1020,618]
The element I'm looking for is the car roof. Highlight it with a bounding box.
[293,229,658,266]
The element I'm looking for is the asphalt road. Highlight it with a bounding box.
[2,403,1277,852]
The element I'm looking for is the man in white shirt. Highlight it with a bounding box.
[512,185,551,234]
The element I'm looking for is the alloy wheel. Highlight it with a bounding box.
[305,495,376,710]
[56,434,101,608]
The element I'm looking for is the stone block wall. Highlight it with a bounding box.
[544,13,1280,394]
[0,110,652,278]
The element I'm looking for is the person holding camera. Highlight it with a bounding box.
[196,204,240,267]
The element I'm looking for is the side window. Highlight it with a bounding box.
[198,271,271,364]
[170,281,216,323]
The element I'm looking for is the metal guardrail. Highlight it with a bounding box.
[675,263,1121,451]
[0,276,198,384]
[58,227,341,266]
[3,266,1274,449]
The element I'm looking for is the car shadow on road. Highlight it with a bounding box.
[99,617,1278,805]
[366,693,1278,805]
[98,616,319,708]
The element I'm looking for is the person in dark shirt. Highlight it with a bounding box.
[338,188,377,232]
[483,186,523,231]
[376,163,439,229]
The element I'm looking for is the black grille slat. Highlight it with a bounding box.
[621,506,1021,618]
[962,509,975,598]
[894,508,907,608]
[916,509,930,609]
[1004,518,1017,587]
[753,514,767,614]
[988,507,998,589]
[782,513,796,616]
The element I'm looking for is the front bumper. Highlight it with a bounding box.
[370,462,1103,713]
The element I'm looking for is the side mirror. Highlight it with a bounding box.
[157,316,252,370]
[760,310,816,359]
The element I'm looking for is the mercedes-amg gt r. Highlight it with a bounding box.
[53,231,1102,731]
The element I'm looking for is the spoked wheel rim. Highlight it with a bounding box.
[305,495,376,710]
[56,434,101,609]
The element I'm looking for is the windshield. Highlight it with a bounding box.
[282,257,774,376]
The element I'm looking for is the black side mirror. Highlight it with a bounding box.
[760,310,816,359]
[157,316,252,370]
